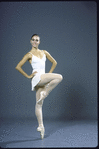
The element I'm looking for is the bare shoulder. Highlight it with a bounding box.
[16,52,32,67]
[43,50,57,63]
[19,52,32,65]
[43,50,50,56]
[23,52,32,59]
[43,50,53,58]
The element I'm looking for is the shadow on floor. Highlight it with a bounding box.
[0,119,97,148]
[0,137,43,148]
[0,120,69,148]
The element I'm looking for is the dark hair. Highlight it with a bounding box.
[31,34,40,39]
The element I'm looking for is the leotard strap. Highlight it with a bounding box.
[29,52,33,56]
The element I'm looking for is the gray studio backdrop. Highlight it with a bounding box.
[0,2,97,120]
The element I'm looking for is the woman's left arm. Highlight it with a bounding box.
[44,50,57,73]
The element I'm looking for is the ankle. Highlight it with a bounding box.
[39,124,44,128]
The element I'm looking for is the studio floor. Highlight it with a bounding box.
[0,117,98,148]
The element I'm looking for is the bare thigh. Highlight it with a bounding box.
[37,73,63,86]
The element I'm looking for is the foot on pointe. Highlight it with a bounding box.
[37,126,45,139]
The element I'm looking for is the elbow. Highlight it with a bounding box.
[15,66,18,70]
[53,61,57,67]
[55,61,57,66]
[15,65,20,70]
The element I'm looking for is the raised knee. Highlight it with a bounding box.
[59,74,63,82]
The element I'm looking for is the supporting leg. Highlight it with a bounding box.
[35,88,45,139]
[35,103,44,128]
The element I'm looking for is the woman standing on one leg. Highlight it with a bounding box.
[15,34,63,139]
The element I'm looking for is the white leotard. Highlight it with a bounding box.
[29,51,46,91]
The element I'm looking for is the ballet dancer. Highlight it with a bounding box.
[15,34,63,139]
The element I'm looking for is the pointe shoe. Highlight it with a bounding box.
[37,126,45,139]
[37,91,47,104]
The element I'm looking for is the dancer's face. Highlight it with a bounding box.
[30,36,40,48]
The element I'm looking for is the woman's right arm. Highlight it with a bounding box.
[15,53,35,79]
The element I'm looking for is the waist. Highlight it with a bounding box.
[32,69,45,74]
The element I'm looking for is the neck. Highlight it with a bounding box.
[31,47,39,51]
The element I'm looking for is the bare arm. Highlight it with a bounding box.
[44,50,57,73]
[15,53,37,79]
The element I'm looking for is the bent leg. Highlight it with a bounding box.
[38,73,63,86]
[36,73,63,103]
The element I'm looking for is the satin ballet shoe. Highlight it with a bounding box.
[37,126,45,139]
[37,91,47,104]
